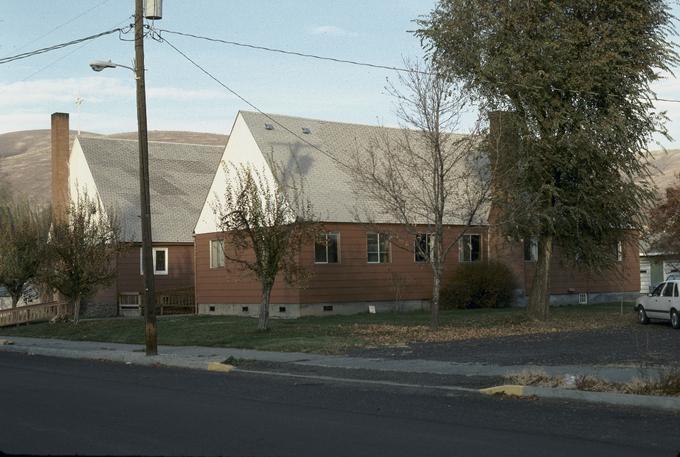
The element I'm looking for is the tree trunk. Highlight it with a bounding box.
[258,283,272,331]
[431,269,441,330]
[73,295,81,325]
[528,235,553,321]
[10,293,19,309]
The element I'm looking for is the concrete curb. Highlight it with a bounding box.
[480,384,680,412]
[207,362,234,373]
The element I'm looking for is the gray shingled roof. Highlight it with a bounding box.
[78,137,223,242]
[239,111,489,225]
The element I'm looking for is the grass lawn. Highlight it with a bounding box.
[0,303,636,354]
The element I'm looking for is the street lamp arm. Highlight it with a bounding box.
[89,59,135,73]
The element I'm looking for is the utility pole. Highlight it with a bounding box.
[135,0,157,356]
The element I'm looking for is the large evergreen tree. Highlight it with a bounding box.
[418,1,678,319]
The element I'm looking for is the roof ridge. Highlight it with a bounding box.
[78,135,225,148]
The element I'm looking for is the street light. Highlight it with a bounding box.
[89,59,135,73]
[89,0,158,355]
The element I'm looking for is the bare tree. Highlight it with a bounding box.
[46,194,126,323]
[0,193,51,308]
[345,59,490,329]
[215,163,319,331]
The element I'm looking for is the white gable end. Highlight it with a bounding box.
[68,137,107,218]
[194,113,278,235]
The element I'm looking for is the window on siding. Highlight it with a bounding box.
[614,241,623,261]
[459,234,481,262]
[315,233,339,263]
[523,237,538,262]
[415,233,432,263]
[140,247,169,275]
[210,239,225,269]
[367,233,390,263]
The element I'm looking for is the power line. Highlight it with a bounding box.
[0,27,124,65]
[154,27,680,105]
[154,28,426,75]
[151,29,344,166]
[13,0,112,53]
[18,18,133,82]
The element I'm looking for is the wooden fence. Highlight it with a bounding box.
[0,301,72,327]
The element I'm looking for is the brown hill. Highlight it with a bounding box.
[0,129,227,203]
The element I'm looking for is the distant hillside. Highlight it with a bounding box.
[648,148,680,192]
[0,130,227,203]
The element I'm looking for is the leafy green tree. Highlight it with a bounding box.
[46,195,126,323]
[418,1,678,319]
[0,194,51,307]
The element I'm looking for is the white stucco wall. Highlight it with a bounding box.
[194,113,278,235]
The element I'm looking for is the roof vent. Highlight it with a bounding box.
[301,127,311,134]
[264,123,274,130]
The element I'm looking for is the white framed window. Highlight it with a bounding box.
[315,233,340,264]
[524,237,538,262]
[415,233,432,263]
[367,232,390,263]
[140,247,169,275]
[210,239,225,269]
[459,234,481,262]
[614,241,623,262]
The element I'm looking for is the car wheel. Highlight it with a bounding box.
[671,309,680,330]
[637,306,649,325]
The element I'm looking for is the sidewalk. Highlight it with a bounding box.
[0,335,664,384]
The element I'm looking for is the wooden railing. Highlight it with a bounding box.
[0,301,72,327]
[119,288,196,316]
[156,288,196,315]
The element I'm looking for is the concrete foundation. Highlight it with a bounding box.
[198,300,430,319]
[514,291,641,307]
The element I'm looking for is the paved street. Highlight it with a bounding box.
[0,351,677,456]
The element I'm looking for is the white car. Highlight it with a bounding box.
[635,280,680,329]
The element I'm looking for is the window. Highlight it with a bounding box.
[674,283,679,298]
[523,237,538,262]
[459,234,481,262]
[415,234,432,263]
[662,283,675,297]
[210,239,225,269]
[140,247,169,275]
[367,233,390,263]
[651,282,665,297]
[613,241,623,261]
[315,233,339,263]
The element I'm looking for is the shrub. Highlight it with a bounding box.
[441,261,517,309]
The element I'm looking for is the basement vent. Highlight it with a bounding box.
[241,306,249,313]
[264,123,274,130]
[578,293,588,305]
[301,127,311,134]
[323,305,333,312]
[279,306,286,313]
[209,306,216,312]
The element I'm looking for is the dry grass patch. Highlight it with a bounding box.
[506,368,680,397]
[350,307,633,346]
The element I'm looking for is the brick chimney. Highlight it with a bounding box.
[487,111,518,228]
[51,112,70,221]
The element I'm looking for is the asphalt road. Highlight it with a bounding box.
[352,323,680,366]
[0,352,678,457]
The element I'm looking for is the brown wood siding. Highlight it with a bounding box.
[195,223,485,305]
[197,223,640,305]
[116,243,195,295]
[491,231,640,295]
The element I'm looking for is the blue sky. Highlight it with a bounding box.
[1,0,679,149]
